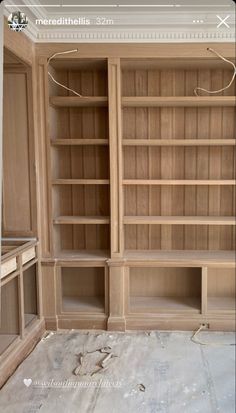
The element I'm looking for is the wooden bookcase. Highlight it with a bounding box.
[49,59,110,258]
[37,45,235,331]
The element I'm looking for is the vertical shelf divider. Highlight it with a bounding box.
[107,58,126,330]
[108,58,124,258]
[201,266,208,316]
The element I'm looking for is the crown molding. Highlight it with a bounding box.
[36,29,235,43]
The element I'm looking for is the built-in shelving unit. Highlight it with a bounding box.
[41,50,236,331]
[120,57,236,330]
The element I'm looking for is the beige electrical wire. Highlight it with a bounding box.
[191,325,235,346]
[194,47,236,96]
[47,49,83,97]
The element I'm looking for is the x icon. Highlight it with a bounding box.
[216,15,230,29]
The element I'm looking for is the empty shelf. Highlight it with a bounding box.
[54,216,110,225]
[123,180,236,186]
[52,179,110,185]
[51,139,109,146]
[62,296,105,313]
[124,250,236,267]
[130,296,201,313]
[53,250,109,261]
[124,216,235,225]
[122,96,236,107]
[123,139,236,146]
[50,96,108,107]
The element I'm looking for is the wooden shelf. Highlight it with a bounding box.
[207,297,235,313]
[123,180,236,186]
[52,250,109,261]
[51,139,109,146]
[130,296,200,314]
[50,96,108,107]
[62,296,105,313]
[52,179,110,185]
[123,139,236,146]
[122,96,236,107]
[124,250,236,267]
[124,216,236,225]
[54,216,110,225]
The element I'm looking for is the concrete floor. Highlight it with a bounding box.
[0,330,235,413]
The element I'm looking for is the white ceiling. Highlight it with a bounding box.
[3,0,236,43]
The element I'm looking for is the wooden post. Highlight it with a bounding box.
[108,58,123,257]
[201,266,208,316]
[18,255,25,339]
[41,263,58,330]
[36,58,53,257]
[107,260,126,331]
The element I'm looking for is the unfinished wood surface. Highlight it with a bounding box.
[61,267,105,313]
[207,268,236,313]
[62,296,105,313]
[0,278,19,335]
[123,147,235,180]
[22,247,36,265]
[48,61,110,255]
[123,180,236,185]
[129,267,201,314]
[124,225,235,251]
[124,250,236,267]
[50,96,108,107]
[2,68,36,237]
[51,139,109,146]
[37,48,236,332]
[123,139,236,146]
[23,264,38,327]
[122,96,236,107]
[124,216,235,225]
[0,257,17,279]
[130,296,201,314]
[107,262,126,330]
[122,65,235,253]
[52,179,110,185]
[54,216,110,225]
[108,58,123,256]
[41,265,57,328]
[36,43,235,60]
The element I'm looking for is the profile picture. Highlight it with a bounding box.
[8,12,28,32]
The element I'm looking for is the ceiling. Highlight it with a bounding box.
[3,0,236,43]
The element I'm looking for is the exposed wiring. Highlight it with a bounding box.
[194,47,236,96]
[191,325,235,346]
[47,49,83,97]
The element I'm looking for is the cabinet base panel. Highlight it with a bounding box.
[0,319,45,389]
